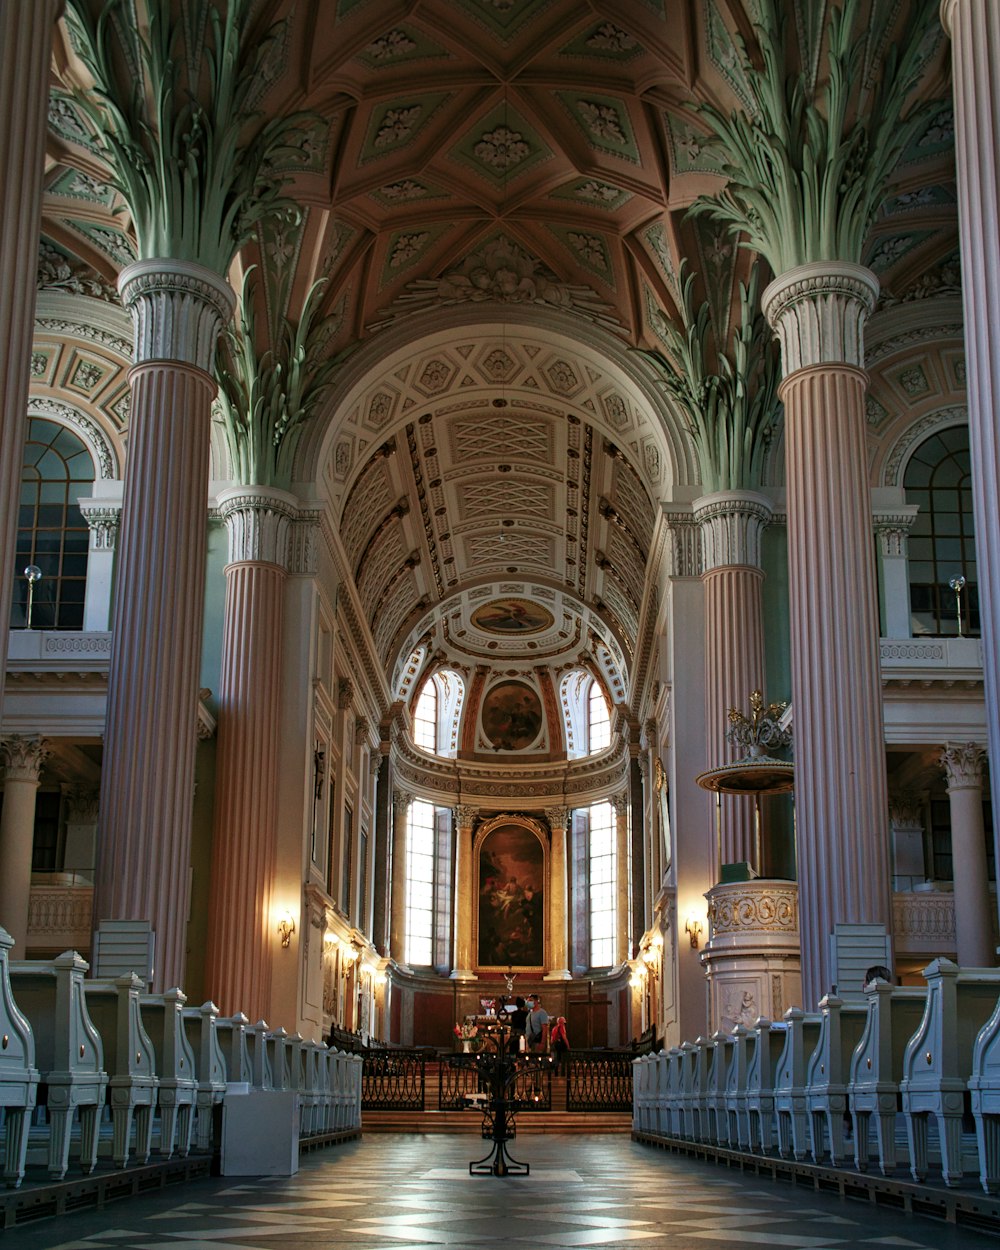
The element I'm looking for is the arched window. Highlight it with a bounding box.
[413,680,437,751]
[404,797,452,969]
[586,800,617,967]
[11,418,94,630]
[411,669,464,758]
[561,670,612,759]
[905,426,978,636]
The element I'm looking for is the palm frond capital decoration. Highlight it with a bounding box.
[690,0,941,276]
[639,261,781,493]
[61,0,320,274]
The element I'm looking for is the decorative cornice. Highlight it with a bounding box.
[118,259,235,372]
[0,735,50,783]
[217,486,298,569]
[940,741,988,791]
[762,262,879,374]
[693,490,773,572]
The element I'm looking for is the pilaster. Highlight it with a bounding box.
[611,793,631,963]
[451,804,477,980]
[544,806,571,980]
[874,508,919,640]
[78,500,121,632]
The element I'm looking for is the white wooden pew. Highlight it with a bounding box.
[9,951,107,1179]
[725,1024,754,1149]
[968,991,1000,1194]
[706,1031,734,1146]
[217,1012,252,1088]
[774,1008,822,1161]
[0,928,39,1188]
[900,958,1000,1186]
[140,988,197,1158]
[246,1019,273,1090]
[849,981,926,1174]
[805,992,868,1165]
[665,1048,684,1137]
[183,1001,227,1151]
[745,1018,785,1153]
[83,974,158,1168]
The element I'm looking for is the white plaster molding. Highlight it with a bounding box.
[693,490,773,572]
[0,735,49,783]
[873,505,919,557]
[762,261,880,374]
[662,509,702,578]
[940,741,988,790]
[117,259,235,371]
[27,397,118,479]
[892,889,955,944]
[880,407,968,487]
[217,486,298,568]
[706,883,799,935]
[78,502,121,551]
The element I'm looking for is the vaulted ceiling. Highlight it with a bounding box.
[41,0,957,700]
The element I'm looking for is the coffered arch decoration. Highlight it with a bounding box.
[474,813,549,971]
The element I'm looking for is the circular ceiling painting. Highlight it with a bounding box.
[471,597,554,635]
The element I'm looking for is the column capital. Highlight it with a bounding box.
[338,678,355,711]
[873,507,920,558]
[217,486,298,568]
[762,261,879,374]
[78,502,121,552]
[610,792,630,816]
[693,490,773,573]
[392,790,413,815]
[118,259,235,372]
[545,805,569,832]
[940,742,988,790]
[63,783,100,824]
[888,791,925,830]
[0,735,49,783]
[453,804,477,828]
[663,510,702,578]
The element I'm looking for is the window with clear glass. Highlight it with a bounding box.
[588,800,617,966]
[589,680,611,753]
[413,680,437,752]
[11,418,94,630]
[905,426,979,637]
[405,798,437,965]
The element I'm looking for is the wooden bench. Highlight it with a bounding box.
[805,992,868,1164]
[0,928,39,1188]
[217,1012,252,1087]
[849,980,926,1174]
[140,988,197,1157]
[706,1031,734,1146]
[725,1024,754,1150]
[774,1008,822,1160]
[745,1018,786,1154]
[9,950,107,1180]
[83,974,158,1168]
[183,1001,227,1151]
[246,1019,273,1090]
[900,958,1000,1186]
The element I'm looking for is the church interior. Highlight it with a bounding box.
[3,1,1000,1229]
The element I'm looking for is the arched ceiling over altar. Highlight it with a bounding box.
[42,0,956,701]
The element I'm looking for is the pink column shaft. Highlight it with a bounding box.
[205,561,285,1019]
[943,0,1000,932]
[452,811,475,976]
[95,362,214,991]
[782,363,892,1004]
[0,1,62,676]
[703,566,766,869]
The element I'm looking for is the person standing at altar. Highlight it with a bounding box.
[549,1016,569,1072]
[526,996,549,1053]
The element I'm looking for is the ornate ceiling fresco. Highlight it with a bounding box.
[41,0,955,703]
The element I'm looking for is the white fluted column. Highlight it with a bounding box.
[763,262,892,1006]
[941,1,1000,941]
[694,490,773,874]
[940,743,993,966]
[451,804,477,979]
[612,793,631,963]
[0,1,63,679]
[0,736,49,950]
[204,487,296,1020]
[95,261,234,993]
[389,791,411,964]
[544,806,571,980]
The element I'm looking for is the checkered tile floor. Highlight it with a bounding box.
[12,1134,998,1249]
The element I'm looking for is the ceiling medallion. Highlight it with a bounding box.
[470,597,554,635]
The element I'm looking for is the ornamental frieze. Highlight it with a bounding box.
[707,885,798,934]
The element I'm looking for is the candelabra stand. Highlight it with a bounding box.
[460,1030,547,1176]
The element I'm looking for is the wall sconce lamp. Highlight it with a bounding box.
[684,916,703,950]
[277,910,296,948]
[640,933,663,973]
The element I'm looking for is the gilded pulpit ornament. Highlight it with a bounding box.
[695,690,794,795]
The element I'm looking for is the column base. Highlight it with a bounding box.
[544,968,573,981]
[449,968,478,981]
